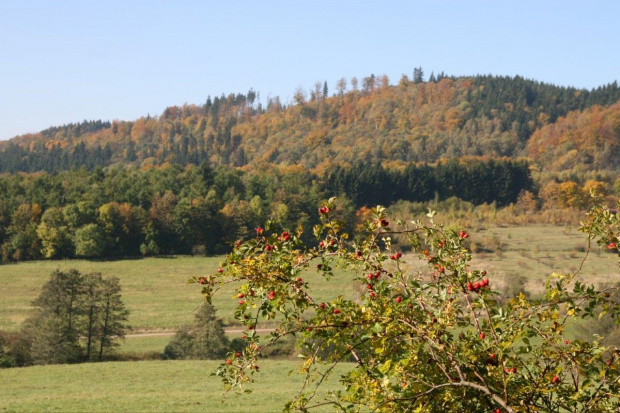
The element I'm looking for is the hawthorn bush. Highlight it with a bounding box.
[195,199,620,412]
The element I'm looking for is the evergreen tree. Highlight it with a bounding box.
[96,276,129,361]
[164,304,229,359]
[29,269,84,364]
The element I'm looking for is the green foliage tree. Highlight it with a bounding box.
[27,269,129,365]
[37,207,73,258]
[74,223,106,258]
[29,269,84,365]
[199,199,620,412]
[96,276,129,361]
[164,304,229,360]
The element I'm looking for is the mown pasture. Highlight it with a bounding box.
[0,359,352,412]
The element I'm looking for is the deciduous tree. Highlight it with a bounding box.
[199,199,620,412]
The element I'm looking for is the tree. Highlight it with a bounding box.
[96,276,129,361]
[37,207,73,258]
[199,199,620,412]
[336,78,347,97]
[413,66,425,84]
[164,304,229,359]
[29,269,84,364]
[27,269,129,364]
[74,223,106,258]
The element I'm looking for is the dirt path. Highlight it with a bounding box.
[125,328,276,338]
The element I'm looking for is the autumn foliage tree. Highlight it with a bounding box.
[197,198,620,412]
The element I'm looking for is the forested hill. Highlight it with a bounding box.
[2,74,620,173]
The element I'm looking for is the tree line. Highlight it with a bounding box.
[0,159,532,262]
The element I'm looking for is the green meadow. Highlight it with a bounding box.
[1,225,618,335]
[0,255,356,332]
[1,224,619,411]
[0,360,352,412]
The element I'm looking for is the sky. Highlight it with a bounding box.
[1,0,619,141]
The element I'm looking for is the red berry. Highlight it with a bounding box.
[490,353,496,359]
[565,339,570,345]
[235,352,241,357]
[459,230,469,239]
[480,332,485,340]
[256,226,264,236]
[306,327,313,332]
[319,302,326,309]
[395,296,402,304]
[432,317,437,323]
[552,375,560,383]
[226,359,231,365]
[333,309,340,314]
[608,242,617,250]
[267,291,276,300]
[367,284,373,290]
[241,335,247,339]
[380,219,389,227]
[238,293,245,298]
[238,300,245,305]
[316,264,322,269]
[369,291,375,298]
[296,277,303,283]
[218,267,223,273]
[512,367,517,373]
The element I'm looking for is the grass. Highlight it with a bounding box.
[469,225,620,296]
[0,256,357,332]
[1,225,618,334]
[0,360,353,412]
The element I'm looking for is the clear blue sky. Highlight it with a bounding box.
[1,0,619,141]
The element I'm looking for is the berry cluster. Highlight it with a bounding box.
[467,278,489,293]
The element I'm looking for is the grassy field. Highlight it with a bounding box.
[1,225,618,335]
[468,225,619,296]
[0,256,356,332]
[0,359,352,412]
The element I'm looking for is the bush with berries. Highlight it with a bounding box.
[194,198,620,412]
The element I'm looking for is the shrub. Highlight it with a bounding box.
[197,199,620,412]
[164,304,229,360]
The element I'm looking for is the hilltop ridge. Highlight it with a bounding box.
[1,73,619,174]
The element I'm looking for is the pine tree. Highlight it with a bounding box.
[97,276,129,361]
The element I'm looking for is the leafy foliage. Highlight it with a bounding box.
[200,199,620,412]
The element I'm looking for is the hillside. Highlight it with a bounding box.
[1,74,619,174]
